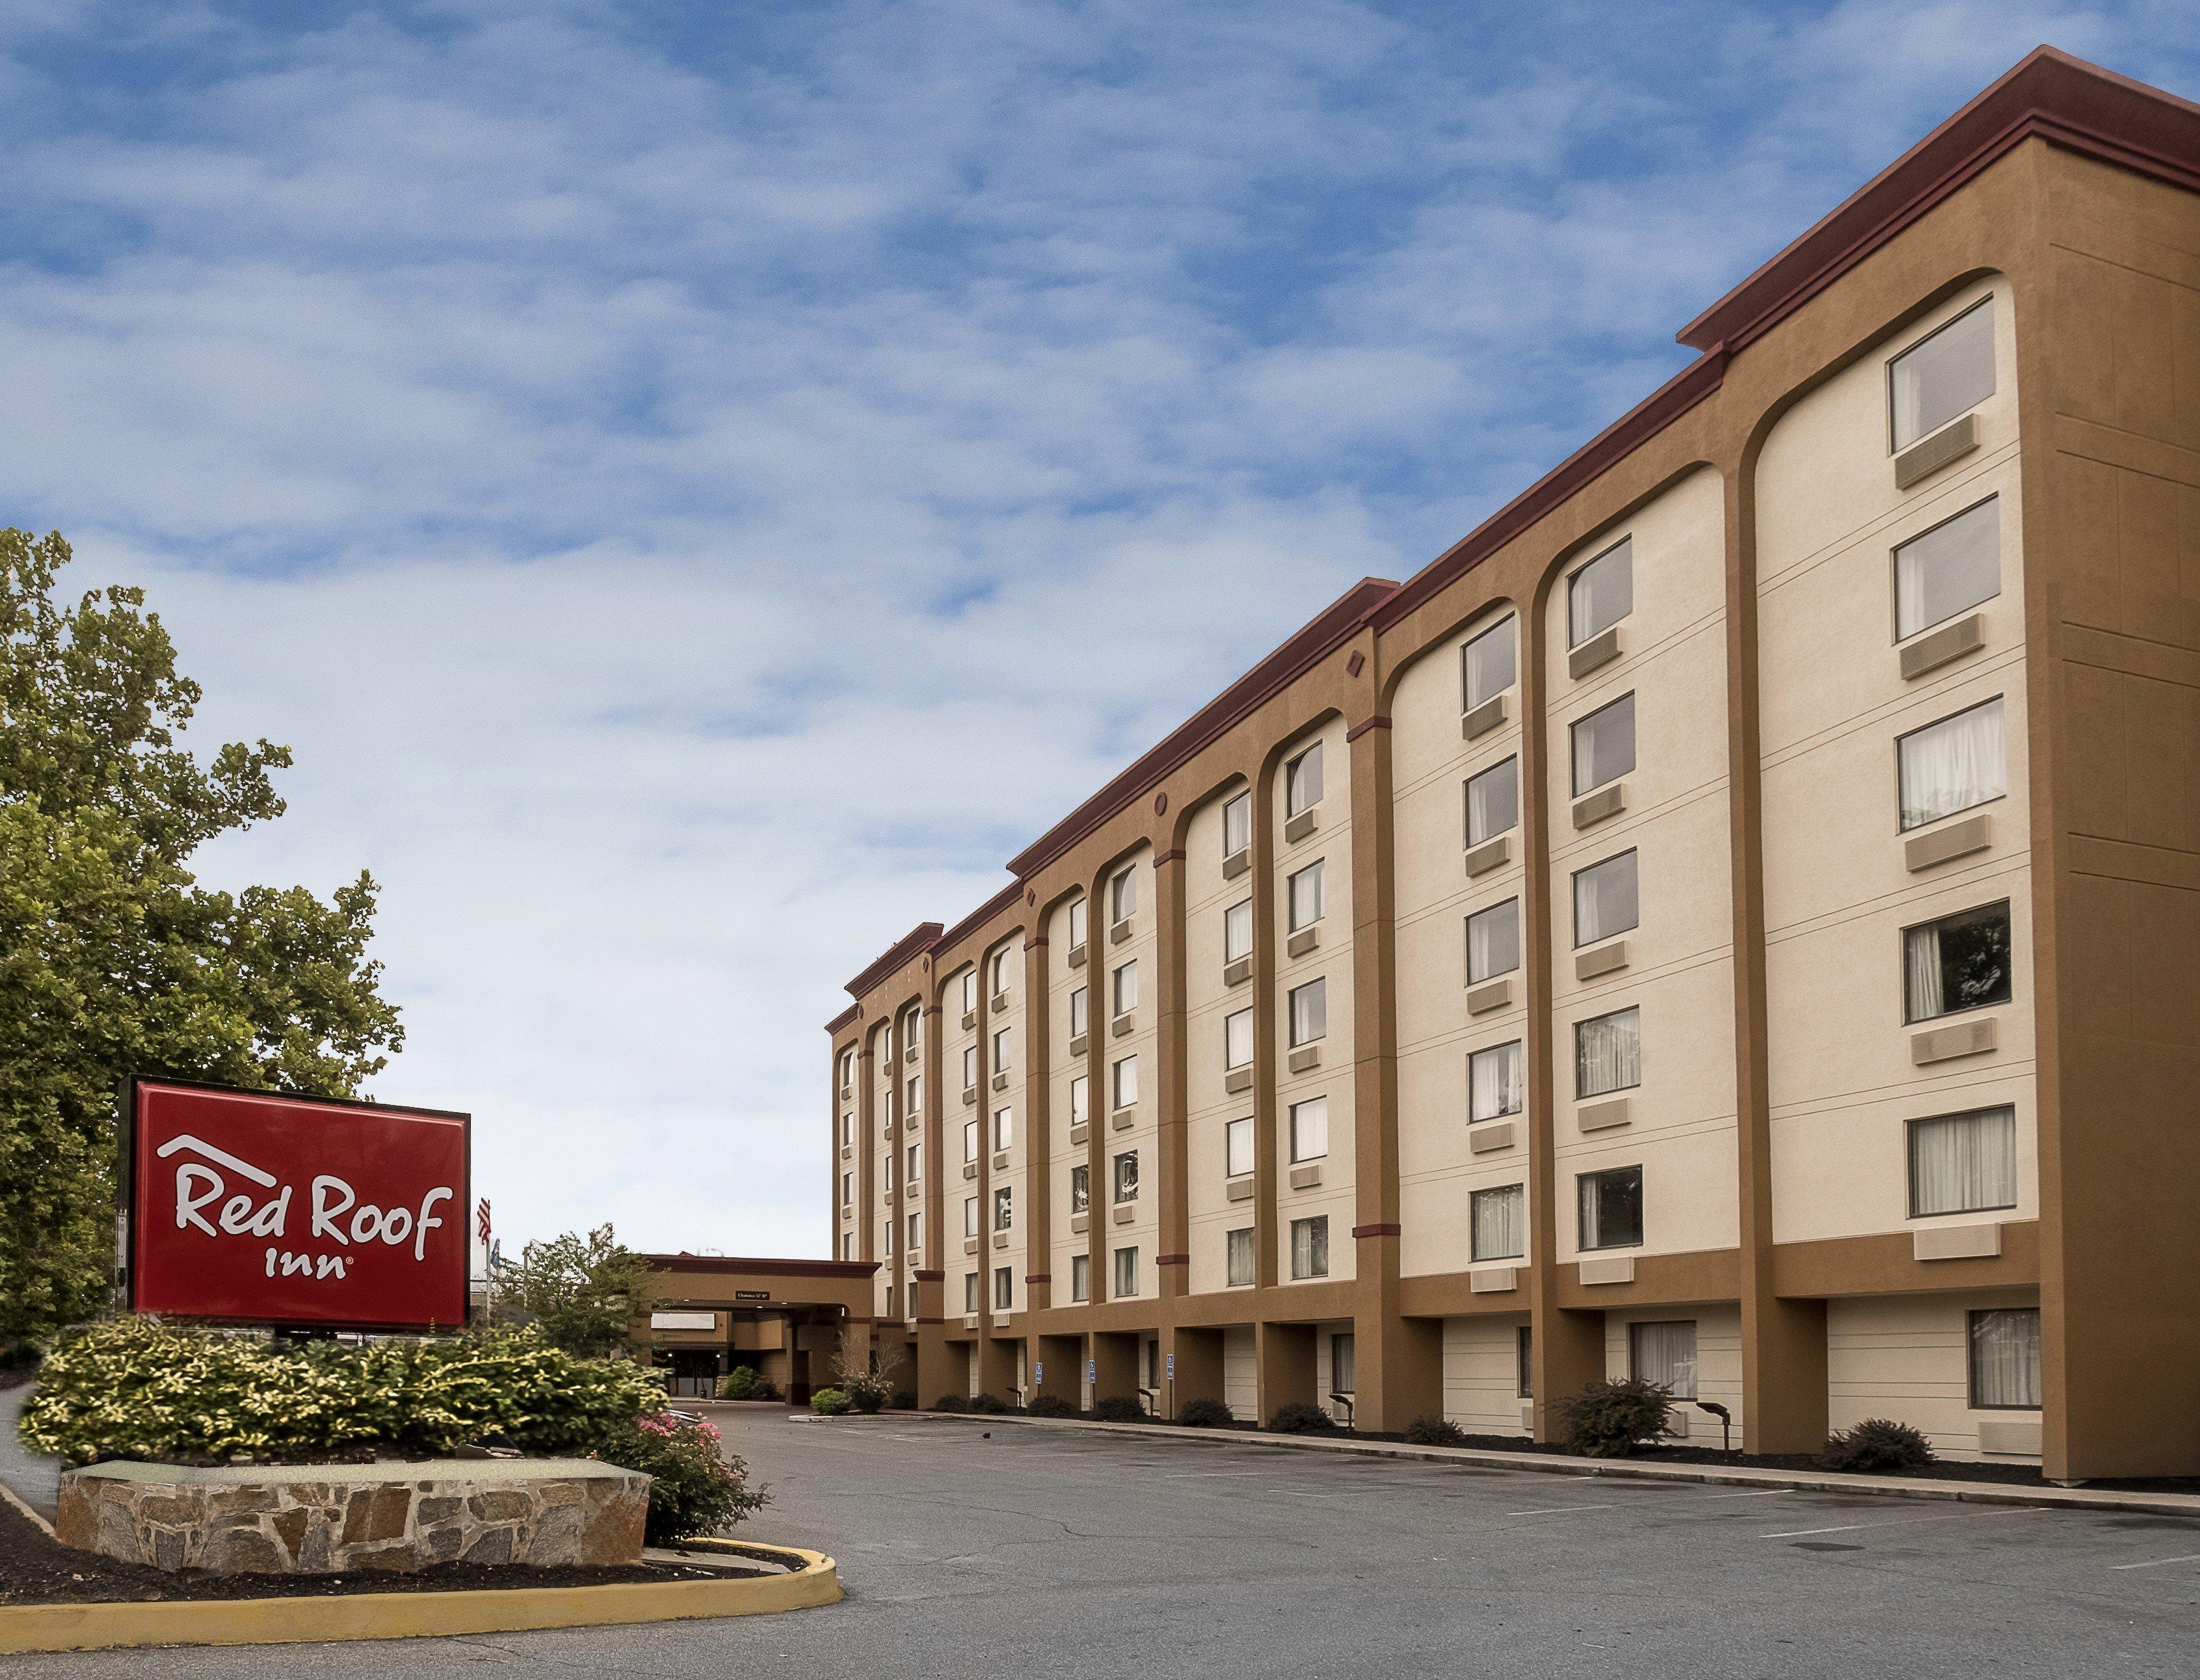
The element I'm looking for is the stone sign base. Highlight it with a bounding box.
[55,1459,650,1575]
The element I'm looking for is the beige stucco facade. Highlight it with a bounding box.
[826,51,2200,1479]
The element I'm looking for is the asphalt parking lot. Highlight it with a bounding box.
[7,1414,2198,1677]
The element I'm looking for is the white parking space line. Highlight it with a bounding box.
[1764,1506,2049,1540]
[1507,1490,1783,1519]
[2109,1551,2200,1572]
[1159,1471,1268,1479]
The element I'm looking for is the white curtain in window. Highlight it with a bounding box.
[1896,496,2000,639]
[1226,1228,1255,1287]
[1467,758,1518,846]
[1225,900,1254,961]
[1576,1007,1641,1097]
[1891,299,1995,449]
[1970,1308,2041,1408]
[1114,1056,1138,1106]
[1290,1098,1328,1162]
[1630,1320,1698,1399]
[1225,1118,1253,1179]
[1463,617,1516,708]
[1468,899,1520,982]
[1904,924,1945,1021]
[1569,540,1632,645]
[1470,1041,1522,1121]
[1291,980,1327,1045]
[1910,1107,2016,1216]
[1571,693,1635,795]
[1472,1184,1524,1261]
[1900,699,2005,830]
[1574,851,1637,946]
[1225,1009,1253,1069]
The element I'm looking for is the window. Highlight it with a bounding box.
[1112,1054,1139,1109]
[1968,1307,2040,1409]
[840,1110,852,1146]
[905,1074,921,1113]
[962,1118,978,1162]
[1225,1007,1254,1070]
[1516,1326,1533,1399]
[1225,1116,1254,1179]
[1226,1227,1256,1287]
[1288,978,1327,1047]
[1471,1184,1524,1262]
[1288,860,1325,931]
[1114,1246,1139,1298]
[1289,1097,1328,1163]
[992,1107,1013,1151]
[842,1231,853,1260]
[839,1048,854,1086]
[906,1141,921,1182]
[964,1272,980,1313]
[1111,866,1139,923]
[1630,1320,1698,1399]
[1575,1006,1641,1098]
[1894,496,2001,641]
[1291,1216,1329,1279]
[962,1196,978,1238]
[961,970,977,1013]
[1469,1040,1523,1122]
[1222,790,1252,857]
[1286,741,1324,816]
[883,1152,894,1190]
[1463,615,1517,710]
[1070,1254,1090,1302]
[884,1217,895,1254]
[1903,900,2012,1022]
[992,1185,1013,1231]
[840,1171,852,1208]
[1069,985,1087,1038]
[907,1210,921,1251]
[962,1046,977,1090]
[1568,538,1632,647]
[1572,851,1639,948]
[1069,1164,1089,1214]
[1578,1165,1644,1250]
[1570,692,1636,795]
[1908,1106,2018,1218]
[1465,757,1518,847]
[1067,896,1087,951]
[1331,1333,1356,1396]
[1068,1074,1089,1127]
[990,947,1013,997]
[1890,296,1994,451]
[994,1266,1013,1311]
[992,1027,1011,1072]
[1898,697,2005,831]
[1113,959,1139,1015]
[1466,898,1520,984]
[1225,898,1254,963]
[1113,1151,1139,1203]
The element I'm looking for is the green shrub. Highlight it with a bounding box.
[1404,1415,1467,1447]
[592,1411,767,1544]
[751,1376,782,1402]
[1091,1395,1147,1423]
[1266,1402,1340,1434]
[721,1365,757,1400]
[1559,1378,1674,1458]
[18,1318,665,1466]
[1820,1417,1935,1474]
[1178,1398,1234,1428]
[931,1394,970,1413]
[1025,1394,1078,1418]
[809,1387,851,1416]
[967,1393,1011,1415]
[891,1389,918,1411]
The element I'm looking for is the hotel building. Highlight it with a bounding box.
[825,49,2200,1481]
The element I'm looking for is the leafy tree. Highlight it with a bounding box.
[497,1223,648,1359]
[0,529,403,1349]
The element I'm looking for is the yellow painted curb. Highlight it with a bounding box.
[0,1541,839,1654]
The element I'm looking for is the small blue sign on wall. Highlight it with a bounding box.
[1087,1358,1096,1383]
[1166,1352,1174,1379]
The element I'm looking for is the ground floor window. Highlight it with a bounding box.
[1968,1307,2041,1409]
[1628,1319,1698,1400]
[1331,1332,1355,1396]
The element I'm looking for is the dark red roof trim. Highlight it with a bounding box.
[844,921,944,1002]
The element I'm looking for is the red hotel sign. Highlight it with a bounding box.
[125,1076,470,1331]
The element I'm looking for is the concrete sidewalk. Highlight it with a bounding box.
[868,1409,2200,1519]
[0,1382,59,1522]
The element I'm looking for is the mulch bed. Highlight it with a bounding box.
[0,1499,756,1607]
[912,1409,2200,1497]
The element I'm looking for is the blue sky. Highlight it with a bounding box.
[3,1,2193,1259]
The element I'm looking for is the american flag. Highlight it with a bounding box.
[477,1198,492,1243]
